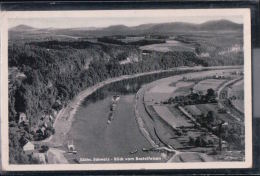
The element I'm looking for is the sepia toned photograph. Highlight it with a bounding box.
[1,9,252,171]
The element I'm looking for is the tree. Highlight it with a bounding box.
[206,110,216,124]
[194,136,207,147]
[207,88,215,97]
[40,145,49,153]
[9,127,31,164]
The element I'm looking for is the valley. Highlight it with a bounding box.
[7,19,245,164]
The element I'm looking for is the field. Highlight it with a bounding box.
[141,104,184,149]
[153,105,193,128]
[193,79,227,93]
[145,104,219,151]
[170,81,195,97]
[139,40,195,53]
[120,36,145,42]
[149,83,177,93]
[169,81,194,88]
[194,104,237,124]
[133,68,245,163]
[145,77,183,103]
[184,105,202,116]
[146,80,195,103]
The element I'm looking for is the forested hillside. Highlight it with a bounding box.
[8,39,206,163]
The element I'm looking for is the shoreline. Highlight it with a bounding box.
[43,66,242,163]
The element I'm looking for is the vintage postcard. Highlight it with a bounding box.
[0,9,252,171]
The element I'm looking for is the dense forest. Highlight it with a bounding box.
[8,32,243,163]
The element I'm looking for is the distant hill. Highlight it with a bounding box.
[198,19,242,31]
[9,19,243,37]
[9,24,36,31]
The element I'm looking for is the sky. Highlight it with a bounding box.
[8,15,243,29]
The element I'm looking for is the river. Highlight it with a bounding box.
[67,71,191,163]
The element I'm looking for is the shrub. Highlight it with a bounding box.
[188,137,195,145]
[195,136,207,147]
[40,145,49,153]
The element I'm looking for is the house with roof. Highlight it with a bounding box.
[67,140,76,152]
[18,112,28,124]
[30,126,38,134]
[38,153,46,164]
[32,152,46,164]
[23,141,35,154]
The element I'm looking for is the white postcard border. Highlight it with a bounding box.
[0,9,252,171]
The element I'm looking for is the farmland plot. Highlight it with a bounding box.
[145,78,185,103]
[144,105,184,149]
[150,84,177,93]
[169,81,194,98]
[171,83,195,97]
[184,105,202,116]
[149,105,219,151]
[153,105,193,128]
[139,40,195,53]
[193,79,227,93]
[144,92,170,104]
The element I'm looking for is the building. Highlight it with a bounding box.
[23,141,35,152]
[67,141,75,152]
[30,126,38,133]
[18,112,28,124]
[32,152,46,164]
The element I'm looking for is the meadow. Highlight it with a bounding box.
[193,79,227,93]
[139,40,195,53]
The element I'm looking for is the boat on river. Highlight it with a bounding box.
[67,140,77,154]
[129,149,138,154]
[110,103,117,111]
[110,95,120,111]
[107,112,114,124]
[112,95,120,102]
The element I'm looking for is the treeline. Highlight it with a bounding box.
[97,37,166,46]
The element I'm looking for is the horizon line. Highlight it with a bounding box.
[9,18,242,30]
